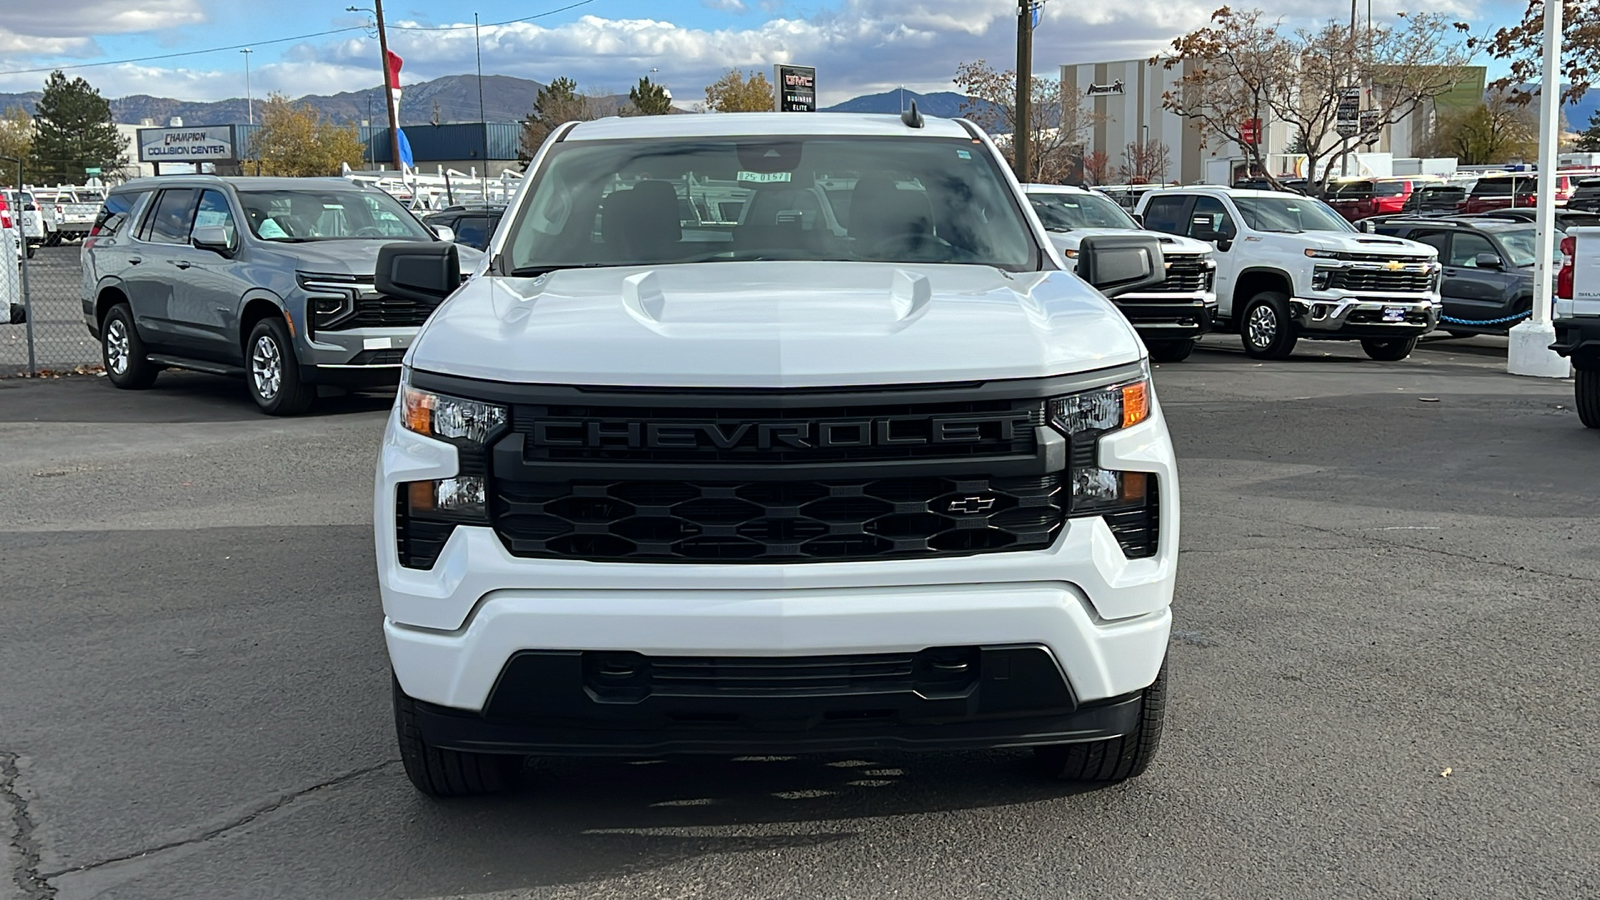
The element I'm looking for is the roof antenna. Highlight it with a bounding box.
[901,100,924,129]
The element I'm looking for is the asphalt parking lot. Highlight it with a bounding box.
[2,338,1597,900]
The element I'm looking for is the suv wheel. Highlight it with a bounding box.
[393,678,521,797]
[245,317,314,416]
[1360,337,1418,361]
[1240,292,1298,360]
[1036,661,1167,783]
[1577,369,1600,429]
[101,304,159,389]
[1147,338,1196,363]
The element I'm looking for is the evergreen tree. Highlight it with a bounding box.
[1574,110,1600,153]
[518,77,596,160]
[29,71,126,183]
[629,78,673,116]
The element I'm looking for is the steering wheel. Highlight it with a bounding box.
[865,229,953,259]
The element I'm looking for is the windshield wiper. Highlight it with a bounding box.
[509,263,616,277]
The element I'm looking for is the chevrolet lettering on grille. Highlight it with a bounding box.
[529,414,1037,451]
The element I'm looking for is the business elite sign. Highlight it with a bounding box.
[138,125,237,163]
[774,65,818,113]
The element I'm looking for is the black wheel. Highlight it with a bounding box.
[1577,369,1600,429]
[393,678,520,797]
[1239,292,1298,360]
[1147,338,1196,363]
[1360,336,1419,361]
[1036,661,1167,783]
[244,316,314,416]
[100,304,159,389]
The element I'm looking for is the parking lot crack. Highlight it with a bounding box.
[37,760,398,883]
[1,751,53,900]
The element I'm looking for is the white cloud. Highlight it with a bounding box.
[3,0,206,38]
[702,0,749,12]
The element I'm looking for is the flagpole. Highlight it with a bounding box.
[374,0,403,173]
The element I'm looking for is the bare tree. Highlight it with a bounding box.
[1488,0,1600,106]
[955,60,1095,183]
[1081,151,1112,186]
[1418,89,1540,164]
[1120,139,1172,183]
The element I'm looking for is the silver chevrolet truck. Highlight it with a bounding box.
[81,175,481,414]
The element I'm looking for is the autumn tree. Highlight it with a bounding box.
[1120,139,1172,183]
[704,69,774,112]
[1420,90,1539,164]
[29,71,126,183]
[1159,8,1474,191]
[629,77,673,116]
[519,77,597,159]
[0,108,31,186]
[1488,0,1600,106]
[954,60,1094,183]
[252,95,366,177]
[1081,151,1112,186]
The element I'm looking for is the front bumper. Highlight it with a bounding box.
[298,327,417,387]
[1290,296,1440,337]
[1115,291,1218,340]
[376,396,1180,732]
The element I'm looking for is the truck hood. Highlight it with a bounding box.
[1046,228,1213,256]
[409,261,1142,388]
[1297,232,1437,257]
[284,240,485,276]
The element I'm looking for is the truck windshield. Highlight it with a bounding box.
[1027,191,1137,231]
[503,136,1039,274]
[1232,196,1354,234]
[236,189,432,242]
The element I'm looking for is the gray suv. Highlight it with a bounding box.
[81,175,480,414]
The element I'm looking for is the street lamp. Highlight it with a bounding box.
[240,48,253,125]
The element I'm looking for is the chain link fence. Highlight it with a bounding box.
[4,156,106,377]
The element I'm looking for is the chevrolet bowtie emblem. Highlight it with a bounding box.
[1385,260,1405,271]
[947,496,996,515]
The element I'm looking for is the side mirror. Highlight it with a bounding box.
[1474,252,1504,270]
[1130,213,1145,227]
[191,225,235,257]
[431,224,456,243]
[377,241,460,303]
[1076,232,1166,299]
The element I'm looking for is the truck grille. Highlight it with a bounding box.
[345,292,438,328]
[1326,268,1433,293]
[1153,255,1214,294]
[491,474,1064,562]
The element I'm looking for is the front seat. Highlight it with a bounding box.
[848,175,936,257]
[600,181,683,262]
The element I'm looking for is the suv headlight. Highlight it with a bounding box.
[1047,370,1161,556]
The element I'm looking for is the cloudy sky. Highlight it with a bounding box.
[0,0,1528,107]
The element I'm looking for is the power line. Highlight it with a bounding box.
[0,0,597,78]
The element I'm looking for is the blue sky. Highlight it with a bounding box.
[0,0,1537,106]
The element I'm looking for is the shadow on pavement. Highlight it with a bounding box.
[0,370,394,424]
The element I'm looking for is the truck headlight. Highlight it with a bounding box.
[399,369,508,445]
[1048,371,1160,556]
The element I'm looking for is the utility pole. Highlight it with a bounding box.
[240,49,253,125]
[474,13,486,124]
[374,0,403,173]
[1014,0,1033,182]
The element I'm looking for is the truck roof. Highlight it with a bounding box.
[564,112,976,142]
[111,175,371,193]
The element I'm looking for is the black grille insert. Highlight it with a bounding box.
[1153,255,1215,294]
[492,474,1065,562]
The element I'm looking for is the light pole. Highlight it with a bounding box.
[240,48,253,125]
[1014,0,1034,182]
[348,3,402,173]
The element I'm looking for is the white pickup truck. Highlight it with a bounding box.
[1553,226,1600,427]
[2,190,47,257]
[35,188,100,241]
[1135,187,1442,360]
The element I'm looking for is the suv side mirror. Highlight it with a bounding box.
[1474,252,1504,270]
[192,225,235,257]
[1076,233,1166,298]
[377,241,460,302]
[431,224,456,244]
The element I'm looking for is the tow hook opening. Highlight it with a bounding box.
[1311,303,1334,322]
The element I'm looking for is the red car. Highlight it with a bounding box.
[1456,173,1584,214]
[1325,178,1434,222]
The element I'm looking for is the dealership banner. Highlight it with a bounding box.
[137,125,237,163]
[774,64,817,113]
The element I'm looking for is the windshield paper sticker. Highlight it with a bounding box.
[737,171,792,183]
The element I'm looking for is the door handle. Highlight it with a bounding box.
[171,260,192,269]
[128,257,142,265]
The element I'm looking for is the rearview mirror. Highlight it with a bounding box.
[1474,252,1504,270]
[1076,233,1166,299]
[377,241,460,303]
[191,225,234,257]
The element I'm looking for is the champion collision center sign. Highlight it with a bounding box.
[138,125,237,163]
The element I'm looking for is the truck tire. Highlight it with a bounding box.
[393,678,521,797]
[1577,369,1600,429]
[1240,292,1298,360]
[245,317,314,416]
[1360,337,1418,361]
[1035,661,1167,783]
[100,303,159,389]
[1147,338,1196,363]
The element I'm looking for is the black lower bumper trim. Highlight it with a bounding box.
[1552,318,1600,368]
[415,646,1141,756]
